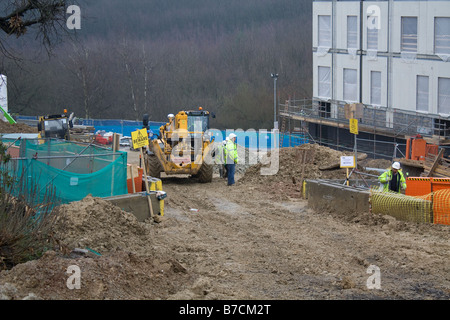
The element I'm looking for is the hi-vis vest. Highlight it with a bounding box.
[224,139,238,164]
[378,169,407,193]
[215,143,226,164]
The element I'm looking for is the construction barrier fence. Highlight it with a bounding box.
[1,138,128,207]
[406,177,450,196]
[370,188,450,225]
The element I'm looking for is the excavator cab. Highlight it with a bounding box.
[187,109,210,133]
[37,112,74,140]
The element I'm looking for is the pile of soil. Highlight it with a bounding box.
[239,144,370,199]
[0,249,192,300]
[360,158,392,170]
[52,195,153,255]
[0,195,193,300]
[0,121,37,134]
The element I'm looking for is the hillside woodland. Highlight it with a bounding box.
[1,0,312,129]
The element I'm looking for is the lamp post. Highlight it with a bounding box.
[271,73,278,129]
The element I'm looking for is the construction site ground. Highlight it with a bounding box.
[0,124,449,301]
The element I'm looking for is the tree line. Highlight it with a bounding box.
[1,0,312,130]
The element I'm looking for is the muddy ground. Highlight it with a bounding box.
[0,125,449,301]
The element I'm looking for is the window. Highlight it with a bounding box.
[401,17,417,52]
[416,76,429,112]
[318,66,331,98]
[435,17,450,54]
[343,68,357,102]
[347,16,358,49]
[438,77,450,114]
[367,16,378,50]
[188,115,209,133]
[319,102,331,119]
[370,71,381,106]
[318,15,331,47]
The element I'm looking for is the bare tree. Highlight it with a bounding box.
[61,41,104,119]
[116,38,142,121]
[142,43,150,116]
[0,0,70,58]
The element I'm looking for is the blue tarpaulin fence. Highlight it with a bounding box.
[16,117,309,149]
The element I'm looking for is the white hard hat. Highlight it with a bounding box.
[229,133,237,139]
[392,162,401,170]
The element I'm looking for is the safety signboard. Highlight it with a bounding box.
[131,128,149,149]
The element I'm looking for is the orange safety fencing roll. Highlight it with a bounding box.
[418,189,450,226]
[371,186,450,226]
[404,177,450,225]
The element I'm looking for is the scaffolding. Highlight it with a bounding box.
[278,98,450,159]
[278,98,314,149]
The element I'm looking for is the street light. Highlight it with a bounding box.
[271,73,279,130]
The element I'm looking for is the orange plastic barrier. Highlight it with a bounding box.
[6,146,20,158]
[127,165,143,193]
[431,178,450,192]
[406,177,450,195]
[406,177,432,197]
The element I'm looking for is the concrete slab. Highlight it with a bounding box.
[103,191,161,222]
[305,179,371,215]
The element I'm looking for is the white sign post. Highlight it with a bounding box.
[340,156,356,186]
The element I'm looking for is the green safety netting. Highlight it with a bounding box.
[1,138,128,206]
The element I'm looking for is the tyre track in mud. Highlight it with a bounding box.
[154,176,450,299]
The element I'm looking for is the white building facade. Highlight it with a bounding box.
[312,0,450,140]
[0,74,7,112]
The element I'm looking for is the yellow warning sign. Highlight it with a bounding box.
[349,118,358,135]
[131,128,149,149]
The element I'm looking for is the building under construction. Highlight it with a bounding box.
[279,0,450,160]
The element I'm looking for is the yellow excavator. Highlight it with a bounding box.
[37,110,94,143]
[144,107,215,183]
[37,110,74,140]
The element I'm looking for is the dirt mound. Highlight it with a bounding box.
[0,249,192,300]
[239,144,366,199]
[242,144,353,181]
[52,195,153,255]
[359,158,392,170]
[0,195,194,300]
[0,121,37,134]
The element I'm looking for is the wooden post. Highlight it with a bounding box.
[130,165,136,193]
[427,149,445,177]
[140,147,154,218]
[299,149,307,193]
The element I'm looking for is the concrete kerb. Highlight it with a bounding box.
[304,179,377,215]
[103,191,161,222]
